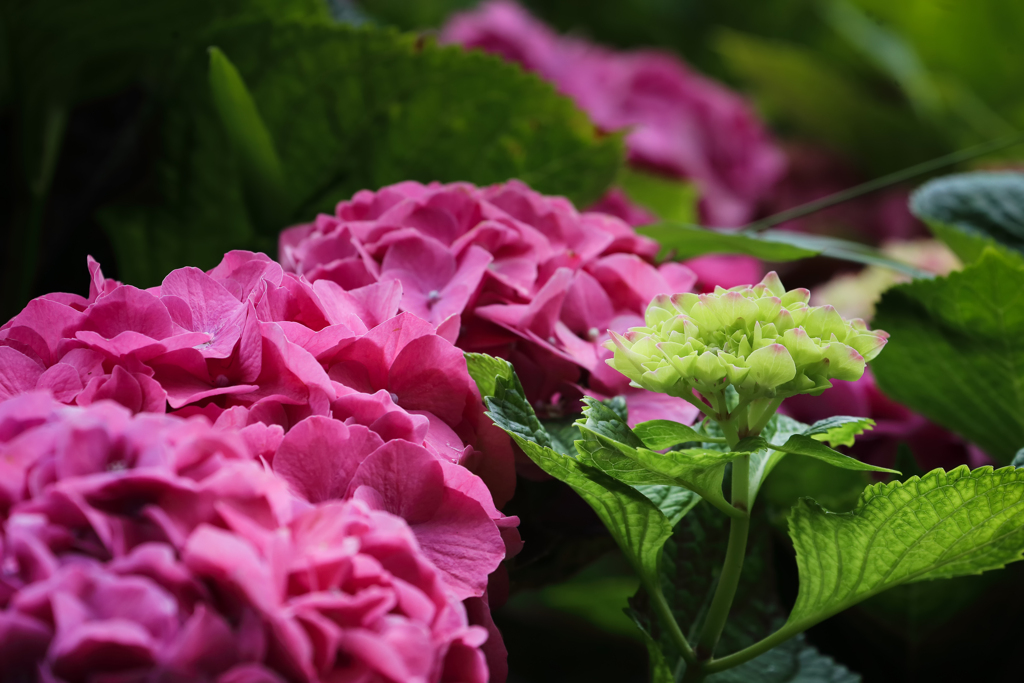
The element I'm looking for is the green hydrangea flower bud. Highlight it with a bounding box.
[605,272,889,404]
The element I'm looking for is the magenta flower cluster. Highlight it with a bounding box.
[0,250,521,681]
[440,0,786,229]
[281,180,701,427]
[0,395,497,682]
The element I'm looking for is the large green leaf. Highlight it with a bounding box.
[784,465,1024,635]
[911,172,1024,263]
[872,248,1024,462]
[101,21,623,286]
[617,167,699,224]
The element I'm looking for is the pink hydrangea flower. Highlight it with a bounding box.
[281,180,701,427]
[0,394,497,682]
[0,252,520,678]
[440,0,786,230]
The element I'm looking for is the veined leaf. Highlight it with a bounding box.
[635,485,702,527]
[102,21,623,286]
[634,419,723,451]
[785,465,1024,635]
[802,416,876,448]
[872,248,1024,462]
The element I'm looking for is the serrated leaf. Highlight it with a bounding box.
[101,21,623,285]
[872,248,1024,462]
[802,416,876,448]
[784,465,1024,636]
[634,420,721,451]
[911,172,1024,263]
[473,354,672,585]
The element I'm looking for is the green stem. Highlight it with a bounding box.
[741,131,1024,234]
[704,622,801,673]
[694,455,751,660]
[748,397,785,436]
[676,390,717,420]
[650,582,698,666]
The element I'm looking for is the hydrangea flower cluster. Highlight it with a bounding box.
[280,180,701,427]
[607,272,888,433]
[440,0,786,229]
[0,394,494,682]
[0,251,519,679]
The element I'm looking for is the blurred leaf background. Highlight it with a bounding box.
[3,0,1024,681]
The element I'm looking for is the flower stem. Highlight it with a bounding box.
[649,583,698,667]
[694,455,750,661]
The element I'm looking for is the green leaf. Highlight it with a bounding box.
[744,414,815,505]
[769,434,898,475]
[575,400,746,518]
[617,167,699,223]
[635,485,702,527]
[802,416,876,448]
[634,420,724,451]
[755,231,934,278]
[474,355,672,585]
[207,47,290,235]
[872,248,1024,462]
[785,465,1024,635]
[101,21,623,286]
[464,352,512,400]
[911,172,1024,263]
[636,223,818,262]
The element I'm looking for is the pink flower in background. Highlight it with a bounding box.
[441,0,786,229]
[281,180,701,427]
[0,394,495,682]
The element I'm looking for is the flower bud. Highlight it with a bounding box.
[604,271,887,402]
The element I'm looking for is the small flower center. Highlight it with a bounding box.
[426,290,442,308]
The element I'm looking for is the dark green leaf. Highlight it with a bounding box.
[207,47,290,234]
[101,21,623,285]
[911,172,1024,263]
[872,248,1024,462]
[636,223,818,261]
[756,231,934,278]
